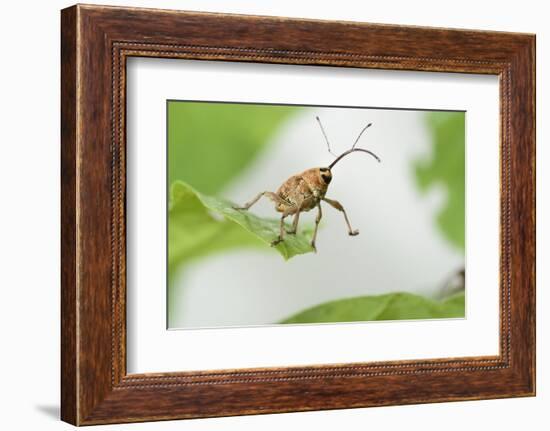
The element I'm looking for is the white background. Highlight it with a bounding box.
[127,60,499,373]
[0,0,546,430]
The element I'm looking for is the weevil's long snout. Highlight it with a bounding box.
[328,148,381,169]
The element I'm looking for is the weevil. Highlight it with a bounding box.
[233,116,380,251]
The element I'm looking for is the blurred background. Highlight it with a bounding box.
[168,101,465,328]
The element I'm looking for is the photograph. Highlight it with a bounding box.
[167,101,466,329]
[49,2,536,426]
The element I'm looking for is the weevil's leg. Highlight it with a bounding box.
[272,204,297,245]
[322,197,359,236]
[287,211,300,235]
[233,191,287,210]
[310,203,323,252]
[287,198,304,234]
[271,214,288,246]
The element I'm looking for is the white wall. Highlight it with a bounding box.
[0,0,546,429]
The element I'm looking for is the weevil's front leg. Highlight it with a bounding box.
[233,191,287,211]
[323,197,359,236]
[310,203,323,252]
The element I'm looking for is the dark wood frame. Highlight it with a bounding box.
[61,4,536,426]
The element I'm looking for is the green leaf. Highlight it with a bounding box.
[279,292,465,324]
[168,101,298,195]
[415,112,465,250]
[169,181,315,272]
[168,186,262,274]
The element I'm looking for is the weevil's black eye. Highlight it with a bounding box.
[321,173,332,184]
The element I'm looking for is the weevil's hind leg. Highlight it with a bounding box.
[322,197,359,236]
[271,214,288,246]
[233,191,286,211]
[310,203,323,252]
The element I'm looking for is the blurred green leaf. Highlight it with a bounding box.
[168,101,297,195]
[169,183,262,275]
[280,292,465,324]
[169,181,315,272]
[415,112,465,250]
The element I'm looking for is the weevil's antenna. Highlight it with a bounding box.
[351,122,372,149]
[329,148,381,169]
[316,116,338,157]
[327,121,380,169]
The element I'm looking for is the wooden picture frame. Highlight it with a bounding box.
[61,4,535,425]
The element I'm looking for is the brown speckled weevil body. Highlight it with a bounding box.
[233,116,381,251]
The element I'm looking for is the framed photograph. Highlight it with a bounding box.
[61,4,535,425]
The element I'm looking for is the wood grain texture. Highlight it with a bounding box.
[60,5,78,425]
[60,4,535,425]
